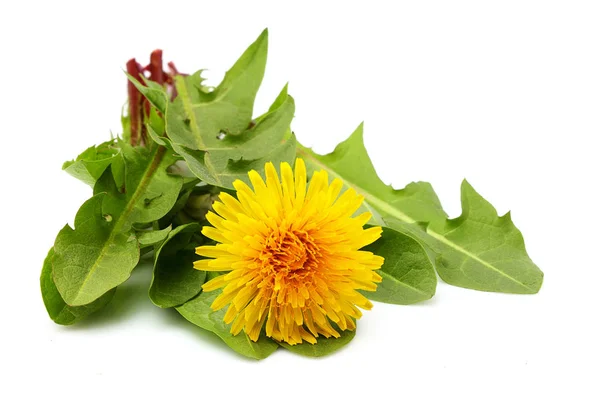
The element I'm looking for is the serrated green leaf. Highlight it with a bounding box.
[166,29,268,147]
[299,125,446,225]
[176,290,278,360]
[165,84,295,189]
[137,225,172,248]
[221,90,294,162]
[149,223,206,308]
[298,124,543,294]
[105,143,183,225]
[62,140,122,187]
[52,193,139,306]
[40,248,115,325]
[174,133,296,190]
[53,143,183,306]
[362,226,436,305]
[279,329,355,357]
[177,88,293,166]
[387,181,544,293]
[132,31,294,190]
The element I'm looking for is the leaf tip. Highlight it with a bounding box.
[350,122,365,142]
[500,210,513,222]
[61,160,73,170]
[124,70,142,85]
[460,179,480,207]
[256,28,269,45]
[523,268,544,294]
[460,178,474,192]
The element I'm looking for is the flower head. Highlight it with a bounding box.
[194,159,383,345]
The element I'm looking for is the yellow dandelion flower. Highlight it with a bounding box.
[194,158,384,345]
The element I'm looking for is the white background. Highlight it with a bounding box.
[1,1,599,399]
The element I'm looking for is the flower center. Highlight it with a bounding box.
[259,229,320,288]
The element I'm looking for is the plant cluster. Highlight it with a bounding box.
[41,30,543,359]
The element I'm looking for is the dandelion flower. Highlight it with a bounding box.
[194,158,384,345]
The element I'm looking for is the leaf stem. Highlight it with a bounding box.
[148,50,165,85]
[126,58,144,147]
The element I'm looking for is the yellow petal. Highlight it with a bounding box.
[192,157,385,345]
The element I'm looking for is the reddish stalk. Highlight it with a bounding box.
[126,59,144,146]
[148,50,166,85]
[126,51,186,146]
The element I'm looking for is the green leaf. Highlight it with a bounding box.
[175,134,296,190]
[166,29,268,147]
[145,107,168,148]
[121,104,131,145]
[149,224,206,308]
[266,82,289,114]
[159,188,193,227]
[40,248,115,325]
[126,74,169,114]
[62,140,122,187]
[388,181,544,294]
[362,226,436,305]
[176,88,293,167]
[279,329,355,357]
[298,124,543,294]
[299,124,446,225]
[53,143,183,306]
[133,31,294,190]
[52,193,140,306]
[147,123,168,147]
[108,143,183,225]
[176,290,278,360]
[137,225,172,248]
[166,84,295,189]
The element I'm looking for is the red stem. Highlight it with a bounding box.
[126,58,144,146]
[126,51,186,146]
[149,50,166,85]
